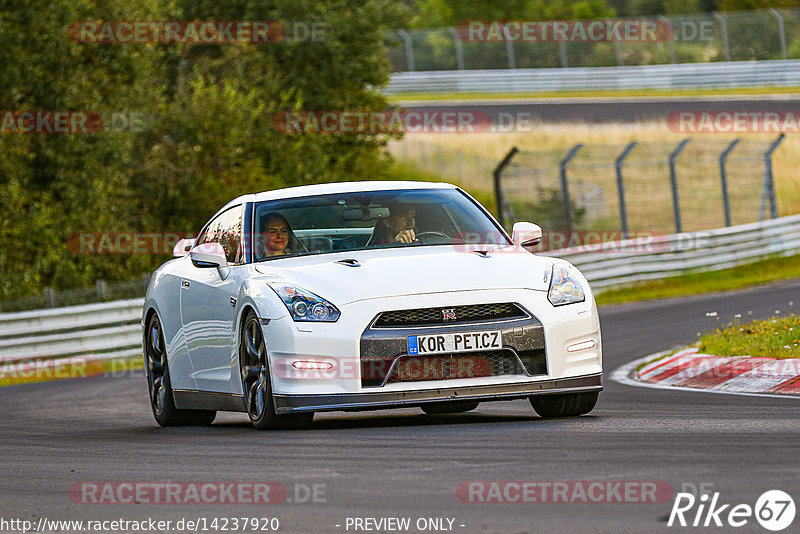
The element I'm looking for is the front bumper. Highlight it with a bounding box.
[273,372,602,413]
[260,289,602,398]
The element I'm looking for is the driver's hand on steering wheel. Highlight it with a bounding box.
[394,229,417,244]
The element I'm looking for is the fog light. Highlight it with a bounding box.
[566,340,596,353]
[291,360,334,370]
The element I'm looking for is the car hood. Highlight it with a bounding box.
[253,246,553,306]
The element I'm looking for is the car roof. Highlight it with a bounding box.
[221,181,459,210]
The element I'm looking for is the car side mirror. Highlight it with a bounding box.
[512,222,542,248]
[172,238,195,257]
[190,242,230,279]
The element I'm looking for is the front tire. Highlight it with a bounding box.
[239,311,313,430]
[145,313,216,427]
[421,400,479,415]
[529,391,598,418]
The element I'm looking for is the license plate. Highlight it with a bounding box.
[407,331,502,356]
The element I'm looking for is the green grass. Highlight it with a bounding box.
[388,86,800,102]
[698,315,800,359]
[596,254,800,306]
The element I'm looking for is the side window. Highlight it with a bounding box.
[196,206,243,264]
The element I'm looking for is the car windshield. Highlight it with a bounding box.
[252,188,509,261]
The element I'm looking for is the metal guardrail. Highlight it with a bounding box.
[1,214,799,366]
[389,9,800,72]
[385,60,800,94]
[0,299,143,367]
[542,213,800,289]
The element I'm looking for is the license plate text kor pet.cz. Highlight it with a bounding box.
[407,331,502,356]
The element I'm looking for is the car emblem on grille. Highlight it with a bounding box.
[442,308,457,321]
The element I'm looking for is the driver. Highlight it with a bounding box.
[257,212,307,258]
[367,203,417,246]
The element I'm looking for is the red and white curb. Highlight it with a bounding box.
[611,347,800,399]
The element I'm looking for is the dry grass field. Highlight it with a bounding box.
[389,123,800,231]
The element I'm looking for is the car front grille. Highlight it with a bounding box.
[382,350,525,385]
[372,303,528,329]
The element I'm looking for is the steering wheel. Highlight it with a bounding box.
[415,231,450,243]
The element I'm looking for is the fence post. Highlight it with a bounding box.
[560,144,583,231]
[669,138,691,234]
[396,30,415,71]
[615,142,637,239]
[608,19,623,66]
[761,133,785,220]
[447,28,465,70]
[44,287,56,308]
[660,16,677,64]
[613,40,623,66]
[505,38,516,69]
[713,13,731,61]
[559,41,568,67]
[493,147,519,227]
[770,8,788,60]
[718,138,740,227]
[95,279,108,301]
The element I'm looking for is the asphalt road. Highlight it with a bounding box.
[403,96,800,124]
[1,281,799,534]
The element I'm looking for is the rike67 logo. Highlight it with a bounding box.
[668,490,795,531]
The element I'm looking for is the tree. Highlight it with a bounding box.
[129,0,408,234]
[0,0,167,299]
[0,0,411,301]
[411,0,616,27]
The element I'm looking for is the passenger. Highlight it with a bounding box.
[367,203,417,246]
[259,212,305,258]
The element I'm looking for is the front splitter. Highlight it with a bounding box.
[273,373,602,413]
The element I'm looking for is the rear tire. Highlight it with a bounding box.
[421,400,479,415]
[145,313,216,427]
[239,311,314,430]
[529,391,598,418]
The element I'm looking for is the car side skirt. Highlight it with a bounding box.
[172,390,247,412]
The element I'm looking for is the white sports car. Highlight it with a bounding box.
[143,181,602,429]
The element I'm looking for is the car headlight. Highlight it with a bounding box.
[268,283,341,322]
[548,264,585,306]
